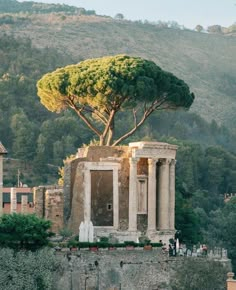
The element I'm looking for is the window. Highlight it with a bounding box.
[137,175,148,214]
[106,203,112,211]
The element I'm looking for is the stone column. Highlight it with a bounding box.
[0,155,3,216]
[147,158,158,232]
[33,187,45,218]
[113,167,119,229]
[157,159,170,230]
[21,195,28,214]
[10,187,17,213]
[169,159,176,230]
[84,168,91,222]
[128,157,138,231]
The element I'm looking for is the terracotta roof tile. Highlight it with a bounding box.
[0,142,7,154]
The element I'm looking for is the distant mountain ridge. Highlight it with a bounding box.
[0,0,94,15]
[0,1,235,129]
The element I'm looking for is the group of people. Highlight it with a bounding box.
[160,240,177,256]
[168,241,177,256]
[161,239,208,257]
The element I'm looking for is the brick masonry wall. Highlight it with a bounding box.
[227,280,236,290]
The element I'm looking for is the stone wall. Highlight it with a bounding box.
[33,186,45,218]
[34,186,63,233]
[54,249,170,290]
[64,146,131,232]
[64,146,158,234]
[64,158,82,224]
[53,249,231,290]
[67,162,86,233]
[45,189,64,233]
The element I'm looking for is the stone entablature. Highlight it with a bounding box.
[129,141,177,159]
[64,141,178,244]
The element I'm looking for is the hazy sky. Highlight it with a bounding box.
[19,0,236,29]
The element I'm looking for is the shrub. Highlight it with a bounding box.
[59,227,73,238]
[67,239,78,248]
[150,242,163,247]
[100,236,109,243]
[0,213,54,251]
[0,248,59,290]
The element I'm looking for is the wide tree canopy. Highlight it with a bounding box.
[37,54,194,145]
[0,213,53,250]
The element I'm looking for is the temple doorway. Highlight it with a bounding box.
[91,170,113,226]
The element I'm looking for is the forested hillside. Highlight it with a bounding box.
[0,0,236,270]
[0,2,235,129]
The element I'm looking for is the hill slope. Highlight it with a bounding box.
[0,12,235,128]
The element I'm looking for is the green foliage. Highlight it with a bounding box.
[10,111,37,161]
[67,239,78,248]
[1,15,236,269]
[0,213,53,250]
[59,227,73,238]
[0,247,59,290]
[150,242,162,247]
[76,242,90,248]
[0,34,78,185]
[0,27,236,186]
[37,54,194,145]
[100,236,109,243]
[175,190,202,244]
[199,198,236,272]
[124,241,136,246]
[171,258,229,290]
[114,13,124,20]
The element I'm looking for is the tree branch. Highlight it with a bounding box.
[112,106,154,146]
[112,96,168,146]
[102,109,116,142]
[83,105,109,125]
[67,100,102,137]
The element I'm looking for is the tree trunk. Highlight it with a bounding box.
[106,128,114,145]
[99,135,105,146]
[106,118,114,145]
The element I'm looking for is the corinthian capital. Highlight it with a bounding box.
[129,157,139,165]
[170,159,177,166]
[148,158,158,166]
[159,158,171,165]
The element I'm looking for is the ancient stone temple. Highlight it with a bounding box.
[64,141,177,244]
